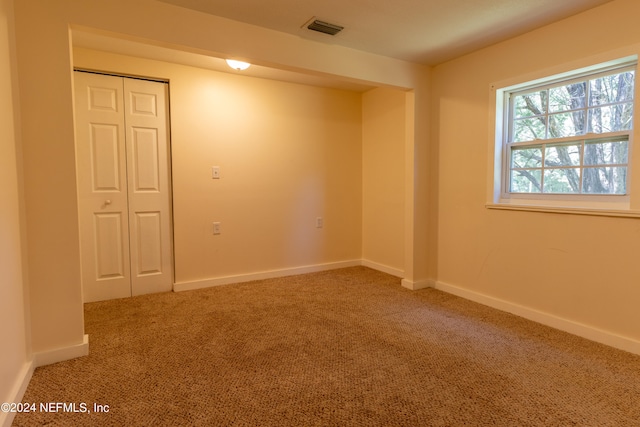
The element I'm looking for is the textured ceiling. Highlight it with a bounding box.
[156,0,613,65]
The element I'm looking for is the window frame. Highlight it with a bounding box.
[488,54,640,216]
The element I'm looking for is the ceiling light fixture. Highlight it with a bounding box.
[225,59,251,71]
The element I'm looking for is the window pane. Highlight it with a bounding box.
[548,111,585,137]
[543,168,580,193]
[514,91,547,118]
[549,82,586,112]
[510,169,541,193]
[582,167,627,194]
[544,143,581,167]
[584,139,628,165]
[511,146,542,168]
[588,103,634,133]
[589,71,635,106]
[513,117,546,142]
[589,103,633,133]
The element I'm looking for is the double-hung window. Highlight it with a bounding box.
[493,56,638,212]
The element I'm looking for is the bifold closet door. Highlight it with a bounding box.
[74,72,173,302]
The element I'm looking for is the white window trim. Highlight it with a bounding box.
[487,49,640,217]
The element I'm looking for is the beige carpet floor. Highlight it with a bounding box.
[13,267,640,426]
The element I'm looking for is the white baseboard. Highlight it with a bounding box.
[33,334,89,368]
[401,278,435,290]
[435,280,640,356]
[0,360,35,427]
[174,260,362,292]
[361,259,404,278]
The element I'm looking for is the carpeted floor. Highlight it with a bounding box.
[13,267,640,426]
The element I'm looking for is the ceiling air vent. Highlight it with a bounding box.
[306,19,344,36]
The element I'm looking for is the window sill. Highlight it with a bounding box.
[486,203,640,218]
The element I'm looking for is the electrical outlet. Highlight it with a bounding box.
[316,217,323,228]
[212,166,220,179]
[213,222,221,235]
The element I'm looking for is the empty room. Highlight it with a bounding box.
[2,0,640,425]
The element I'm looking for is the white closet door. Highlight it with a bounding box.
[74,72,173,302]
[75,72,131,302]
[123,77,173,297]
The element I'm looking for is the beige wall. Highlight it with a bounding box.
[74,48,363,283]
[0,0,30,414]
[13,0,429,355]
[362,87,406,274]
[433,0,640,342]
[13,2,84,355]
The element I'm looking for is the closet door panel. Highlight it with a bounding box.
[124,77,173,296]
[74,72,131,302]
